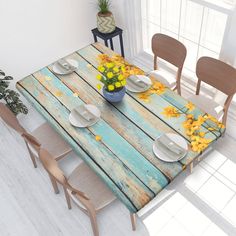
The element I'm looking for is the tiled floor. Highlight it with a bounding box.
[1,99,236,235]
[140,144,236,236]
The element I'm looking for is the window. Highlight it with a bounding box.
[141,0,235,74]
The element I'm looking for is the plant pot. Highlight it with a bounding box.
[97,11,116,34]
[102,86,126,103]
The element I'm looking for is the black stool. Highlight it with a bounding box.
[91,27,125,57]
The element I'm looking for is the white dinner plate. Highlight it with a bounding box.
[153,133,188,162]
[52,59,78,75]
[126,75,152,93]
[69,104,101,128]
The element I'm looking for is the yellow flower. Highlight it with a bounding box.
[113,67,119,73]
[187,114,194,120]
[95,135,102,141]
[106,62,114,69]
[118,74,124,81]
[199,132,205,137]
[107,72,114,79]
[191,137,212,153]
[151,81,166,95]
[97,54,110,63]
[218,123,225,129]
[138,93,150,103]
[121,66,126,73]
[121,80,126,86]
[97,84,102,90]
[185,102,195,111]
[45,76,52,81]
[162,106,181,118]
[98,66,105,73]
[208,127,215,131]
[197,115,206,124]
[115,82,121,88]
[73,93,79,97]
[108,85,115,91]
[96,74,102,80]
[55,91,63,97]
[87,64,92,68]
[206,114,218,123]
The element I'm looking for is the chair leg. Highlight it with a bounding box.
[25,141,37,168]
[49,174,59,194]
[88,209,99,236]
[177,83,181,95]
[63,186,72,209]
[130,213,136,231]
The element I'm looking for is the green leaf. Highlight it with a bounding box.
[0,70,28,116]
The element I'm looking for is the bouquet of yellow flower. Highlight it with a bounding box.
[96,54,144,92]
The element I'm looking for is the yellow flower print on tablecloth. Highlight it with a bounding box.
[138,80,166,102]
[162,106,181,118]
[185,102,195,111]
[160,104,222,153]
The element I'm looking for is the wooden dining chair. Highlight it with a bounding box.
[39,148,118,236]
[188,57,236,126]
[149,33,187,95]
[0,102,72,167]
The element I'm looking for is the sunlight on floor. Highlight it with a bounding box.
[142,150,236,235]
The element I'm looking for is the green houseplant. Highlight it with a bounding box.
[96,0,116,34]
[0,69,28,115]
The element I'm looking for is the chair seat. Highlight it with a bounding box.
[68,163,116,211]
[188,95,224,120]
[31,123,72,160]
[149,69,177,88]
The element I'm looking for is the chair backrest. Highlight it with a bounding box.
[152,33,187,69]
[0,102,41,151]
[196,57,236,96]
[0,102,26,134]
[39,148,88,200]
[196,57,236,125]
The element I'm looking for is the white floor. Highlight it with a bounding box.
[1,100,236,236]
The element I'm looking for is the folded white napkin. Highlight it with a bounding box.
[155,134,186,160]
[74,105,95,122]
[58,59,76,71]
[128,75,148,88]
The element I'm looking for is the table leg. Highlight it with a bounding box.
[190,162,194,174]
[130,213,136,231]
[119,33,125,57]
[93,34,98,43]
[104,39,108,47]
[109,38,114,50]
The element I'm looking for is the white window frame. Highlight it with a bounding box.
[124,0,236,119]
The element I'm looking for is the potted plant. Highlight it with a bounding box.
[97,0,116,34]
[0,69,28,115]
[96,54,144,103]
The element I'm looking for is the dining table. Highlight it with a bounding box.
[16,42,224,214]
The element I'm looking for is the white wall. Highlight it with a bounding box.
[0,0,128,82]
[0,0,96,80]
